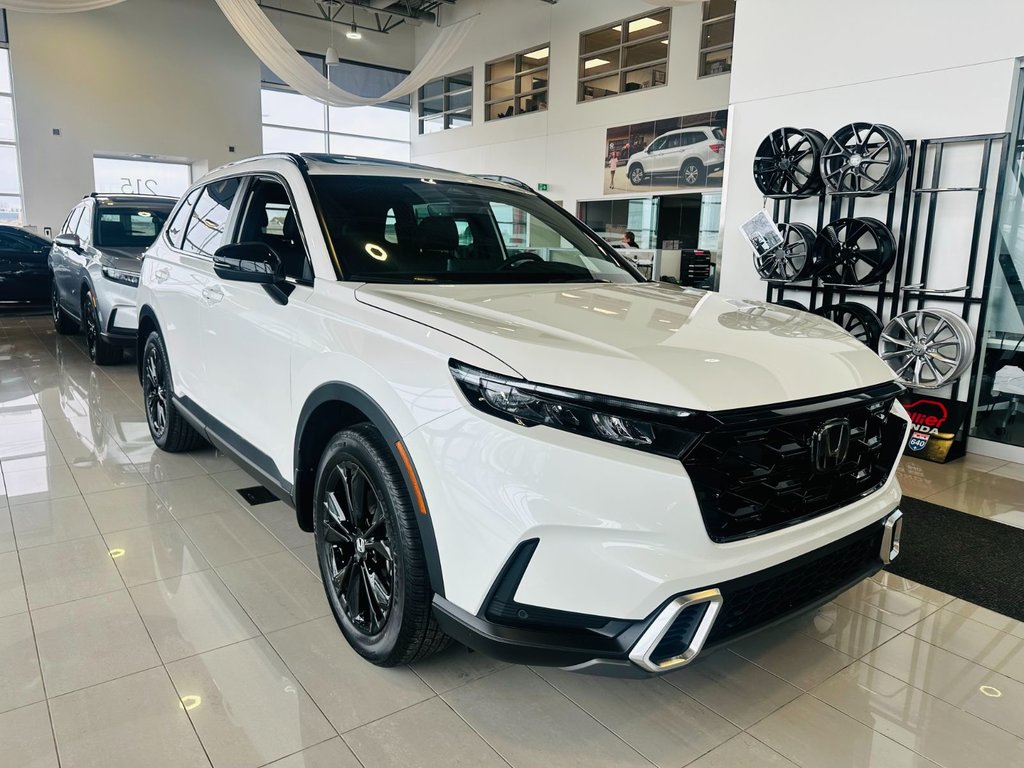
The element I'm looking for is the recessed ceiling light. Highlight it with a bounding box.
[629,17,663,33]
[525,47,549,60]
[584,58,610,70]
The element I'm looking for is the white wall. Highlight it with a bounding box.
[718,0,1024,302]
[409,0,731,213]
[8,0,414,233]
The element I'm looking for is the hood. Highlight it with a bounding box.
[355,282,897,412]
[99,246,145,272]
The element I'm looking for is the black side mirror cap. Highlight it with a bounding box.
[213,242,283,285]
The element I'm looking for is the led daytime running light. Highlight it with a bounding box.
[101,266,140,286]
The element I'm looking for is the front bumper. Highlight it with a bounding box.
[432,509,902,676]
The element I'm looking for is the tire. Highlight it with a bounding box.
[51,279,77,335]
[314,424,449,666]
[142,331,205,452]
[82,290,121,365]
[680,159,705,186]
[628,164,645,186]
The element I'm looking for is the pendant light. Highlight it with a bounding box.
[346,7,362,40]
[325,7,339,66]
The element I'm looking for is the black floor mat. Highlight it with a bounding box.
[885,496,1024,621]
[236,486,278,506]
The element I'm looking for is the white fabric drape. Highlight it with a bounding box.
[214,0,476,107]
[0,0,127,12]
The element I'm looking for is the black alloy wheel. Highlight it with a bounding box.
[51,280,76,334]
[754,222,817,281]
[776,299,808,311]
[814,302,884,348]
[813,217,896,285]
[141,331,205,452]
[819,123,907,196]
[314,425,449,666]
[82,291,120,365]
[753,127,828,197]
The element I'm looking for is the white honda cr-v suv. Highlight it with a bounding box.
[136,153,908,675]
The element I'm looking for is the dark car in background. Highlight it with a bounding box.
[0,225,52,307]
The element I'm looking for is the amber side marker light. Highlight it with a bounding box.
[395,440,428,515]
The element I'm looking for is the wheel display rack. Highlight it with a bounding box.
[762,130,1010,419]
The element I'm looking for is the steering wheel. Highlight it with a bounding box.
[499,252,544,270]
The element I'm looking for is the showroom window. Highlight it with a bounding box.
[484,45,549,121]
[260,55,411,161]
[699,0,735,77]
[0,11,23,225]
[578,9,670,103]
[418,69,473,134]
[93,156,191,198]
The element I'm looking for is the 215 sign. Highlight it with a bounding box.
[120,177,160,195]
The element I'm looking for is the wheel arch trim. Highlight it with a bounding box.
[294,382,445,597]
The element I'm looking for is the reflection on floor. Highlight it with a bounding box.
[2,312,1024,768]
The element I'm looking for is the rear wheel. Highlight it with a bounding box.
[680,159,706,186]
[51,279,76,335]
[314,424,448,666]
[83,290,121,365]
[142,331,205,452]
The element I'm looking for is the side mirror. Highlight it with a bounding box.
[54,233,81,251]
[213,242,283,285]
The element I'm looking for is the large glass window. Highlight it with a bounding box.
[418,69,473,134]
[0,14,22,226]
[484,45,549,121]
[310,176,637,284]
[699,0,735,77]
[578,9,670,103]
[93,157,191,197]
[260,55,410,162]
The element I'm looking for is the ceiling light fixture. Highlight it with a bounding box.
[584,58,610,70]
[628,17,663,33]
[326,5,339,66]
[346,7,362,40]
[525,47,549,60]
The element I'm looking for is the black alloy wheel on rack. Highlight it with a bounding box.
[814,302,884,348]
[820,123,908,196]
[754,222,817,281]
[813,217,897,285]
[753,127,828,197]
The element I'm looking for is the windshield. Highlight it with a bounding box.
[310,176,641,284]
[95,206,171,248]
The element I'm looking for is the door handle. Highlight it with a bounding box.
[202,284,224,304]
[153,267,170,283]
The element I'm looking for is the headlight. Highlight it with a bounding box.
[101,266,140,286]
[450,360,700,458]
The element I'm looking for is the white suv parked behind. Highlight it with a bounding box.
[137,153,908,675]
[627,125,726,187]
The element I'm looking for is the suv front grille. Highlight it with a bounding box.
[706,520,884,646]
[683,383,905,543]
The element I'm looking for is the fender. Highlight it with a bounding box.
[294,382,445,597]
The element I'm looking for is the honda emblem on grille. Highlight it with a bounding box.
[811,418,851,472]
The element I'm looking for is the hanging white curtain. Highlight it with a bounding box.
[0,0,127,12]
[214,0,476,108]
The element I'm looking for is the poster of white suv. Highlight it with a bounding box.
[627,126,726,187]
[136,153,907,675]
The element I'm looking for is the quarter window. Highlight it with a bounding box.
[699,0,735,77]
[484,45,549,121]
[578,9,670,102]
[182,178,240,257]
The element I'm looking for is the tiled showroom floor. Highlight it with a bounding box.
[2,312,1024,768]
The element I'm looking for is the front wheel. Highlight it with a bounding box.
[83,290,121,365]
[628,164,646,186]
[314,425,449,666]
[51,280,76,335]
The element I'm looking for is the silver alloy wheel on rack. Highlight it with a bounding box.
[754,222,817,281]
[879,308,975,389]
